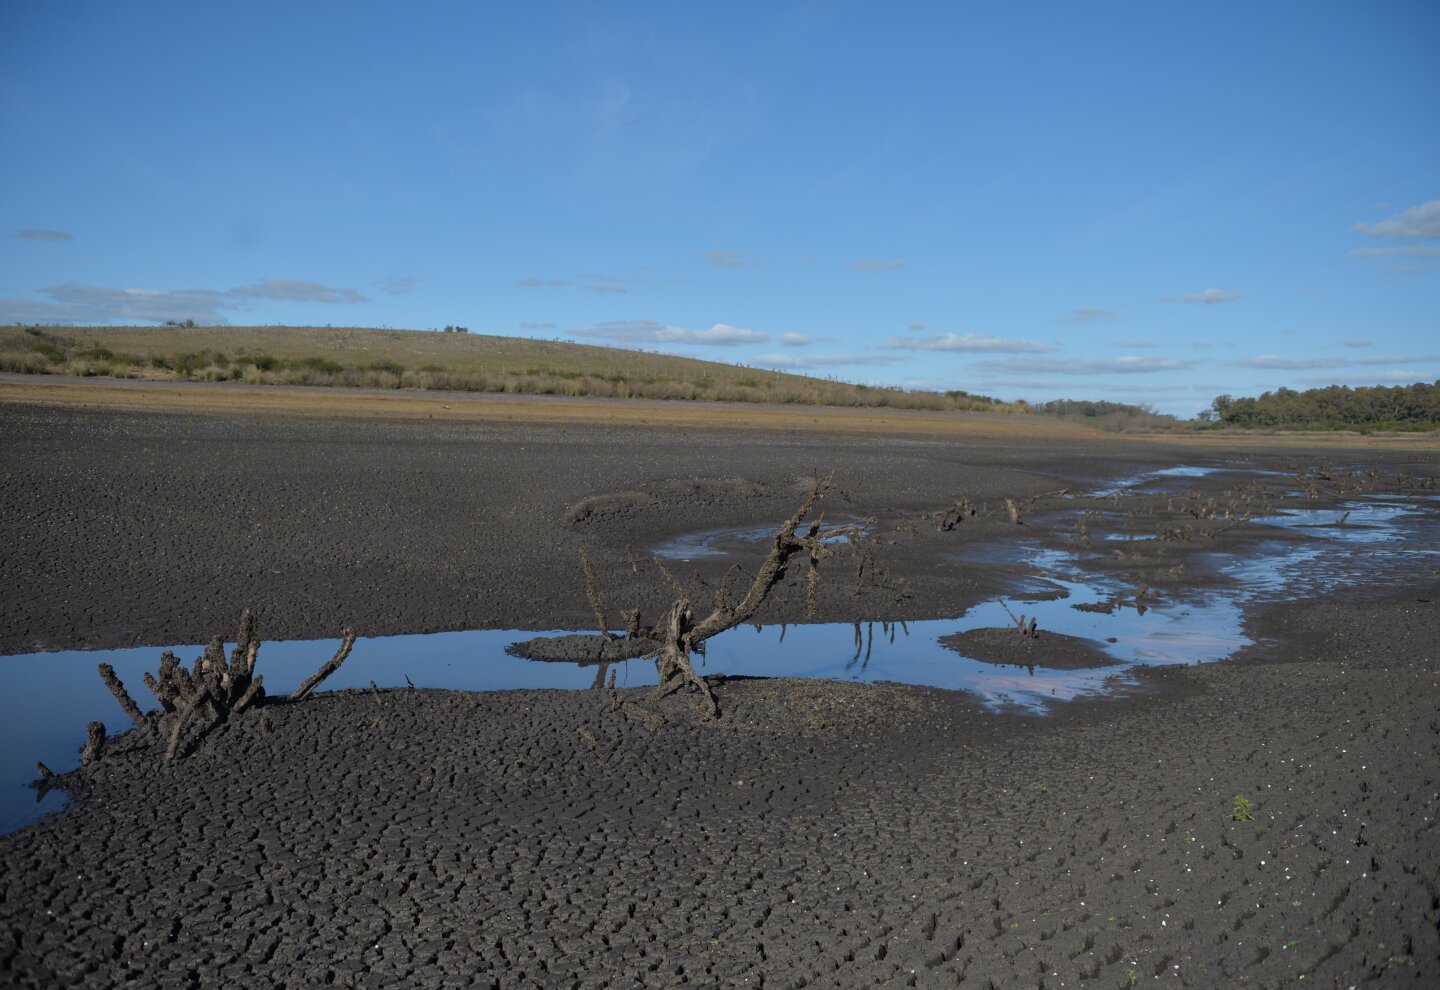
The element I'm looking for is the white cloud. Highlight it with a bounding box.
[1071,307,1117,322]
[978,356,1198,375]
[1342,339,1371,348]
[517,277,573,288]
[1353,200,1440,239]
[752,352,903,369]
[847,259,906,272]
[15,229,73,242]
[907,321,927,331]
[1114,339,1158,348]
[882,332,1054,354]
[572,319,768,347]
[780,332,813,347]
[1180,288,1238,304]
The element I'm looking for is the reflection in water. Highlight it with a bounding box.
[1,491,1434,832]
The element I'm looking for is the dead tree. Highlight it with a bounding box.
[577,473,872,718]
[96,607,358,761]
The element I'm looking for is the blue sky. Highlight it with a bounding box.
[2,1,1436,416]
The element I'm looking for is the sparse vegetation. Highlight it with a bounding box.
[0,325,1030,414]
[1231,794,1255,822]
[1033,399,1187,433]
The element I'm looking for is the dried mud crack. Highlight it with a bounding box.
[1,401,1437,987]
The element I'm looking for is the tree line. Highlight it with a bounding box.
[1203,381,1440,431]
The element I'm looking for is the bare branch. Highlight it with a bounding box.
[580,547,612,640]
[98,663,147,729]
[290,630,358,702]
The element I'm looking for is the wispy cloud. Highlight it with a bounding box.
[519,273,627,292]
[780,332,813,347]
[377,275,418,295]
[752,352,903,369]
[847,258,906,272]
[25,283,230,323]
[229,278,367,303]
[1347,245,1440,258]
[519,321,557,330]
[703,249,752,268]
[1071,307,1117,322]
[1114,339,1158,348]
[15,229,73,242]
[1228,353,1440,370]
[1342,339,1372,348]
[0,277,369,325]
[572,319,768,347]
[907,321,926,331]
[1353,200,1440,239]
[882,332,1054,354]
[1180,288,1238,304]
[1295,370,1434,386]
[978,356,1198,375]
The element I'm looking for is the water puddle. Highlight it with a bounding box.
[1089,464,1225,496]
[654,518,868,561]
[3,489,1434,833]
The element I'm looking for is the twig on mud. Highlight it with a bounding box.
[580,547,613,640]
[1005,498,1023,525]
[997,598,1038,639]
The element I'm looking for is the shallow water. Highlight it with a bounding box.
[2,489,1435,832]
[653,518,868,561]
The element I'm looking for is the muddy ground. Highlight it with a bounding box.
[1,400,1437,988]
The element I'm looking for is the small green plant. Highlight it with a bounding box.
[1231,794,1255,822]
[1127,968,1138,986]
[1283,938,1301,950]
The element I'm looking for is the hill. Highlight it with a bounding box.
[0,324,1018,414]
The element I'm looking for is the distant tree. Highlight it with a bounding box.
[1204,381,1439,431]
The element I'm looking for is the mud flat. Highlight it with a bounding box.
[1,394,1438,987]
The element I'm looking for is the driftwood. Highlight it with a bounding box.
[289,631,357,702]
[98,663,148,730]
[935,498,976,532]
[997,598,1039,639]
[81,721,106,766]
[91,607,360,762]
[570,473,873,718]
[1004,498,1023,525]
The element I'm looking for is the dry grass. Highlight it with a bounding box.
[0,324,1020,414]
[0,375,1101,441]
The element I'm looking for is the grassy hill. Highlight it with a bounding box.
[0,324,1020,413]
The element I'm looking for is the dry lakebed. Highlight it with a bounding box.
[1,390,1437,989]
